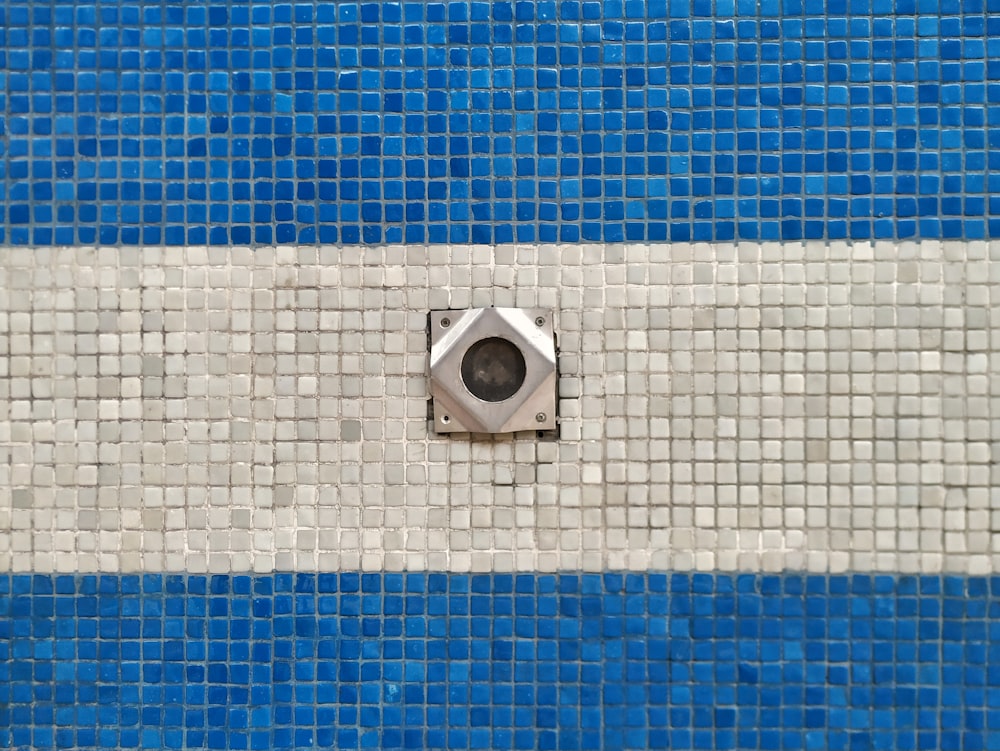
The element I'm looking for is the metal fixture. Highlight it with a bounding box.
[429,308,557,434]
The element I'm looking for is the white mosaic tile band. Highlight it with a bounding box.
[0,242,997,574]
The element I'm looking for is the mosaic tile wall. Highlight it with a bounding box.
[3,1,1000,750]
[4,572,996,751]
[1,0,998,245]
[3,241,999,576]
[5,241,1000,750]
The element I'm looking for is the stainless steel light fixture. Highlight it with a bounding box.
[429,308,557,434]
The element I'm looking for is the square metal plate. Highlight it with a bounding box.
[429,308,557,434]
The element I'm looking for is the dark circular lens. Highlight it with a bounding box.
[460,337,527,402]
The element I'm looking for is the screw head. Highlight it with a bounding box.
[535,412,547,423]
[441,415,451,424]
[535,316,545,326]
[440,317,451,328]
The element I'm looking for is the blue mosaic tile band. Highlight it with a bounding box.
[1,0,998,245]
[0,573,996,751]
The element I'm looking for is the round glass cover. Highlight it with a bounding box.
[460,337,527,402]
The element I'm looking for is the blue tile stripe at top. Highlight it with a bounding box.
[1,0,998,246]
[1,573,998,751]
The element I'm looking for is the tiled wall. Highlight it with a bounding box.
[3,1,1000,749]
[3,241,999,576]
[4,571,992,751]
[2,0,997,245]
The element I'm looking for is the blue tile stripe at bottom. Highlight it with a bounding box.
[1,572,997,751]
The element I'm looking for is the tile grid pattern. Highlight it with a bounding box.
[1,241,998,575]
[1,0,998,244]
[1,572,995,751]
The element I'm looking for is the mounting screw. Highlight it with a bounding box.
[535,412,546,423]
[441,415,451,424]
[440,317,451,328]
[535,316,545,326]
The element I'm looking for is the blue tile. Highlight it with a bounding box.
[1,574,999,750]
[0,0,995,243]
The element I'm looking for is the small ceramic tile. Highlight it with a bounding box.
[0,241,999,578]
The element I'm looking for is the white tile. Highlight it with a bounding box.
[0,242,998,573]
